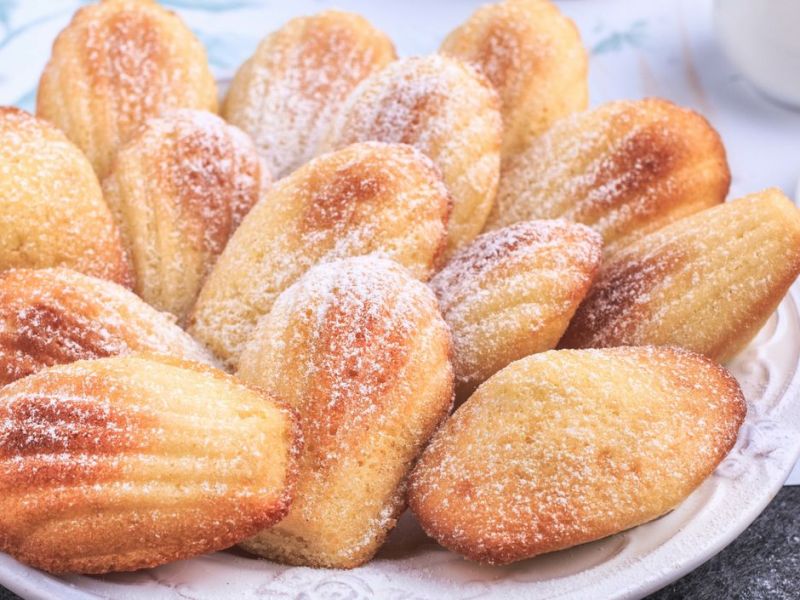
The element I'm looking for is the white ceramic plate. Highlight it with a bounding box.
[1,290,798,600]
[2,1,800,598]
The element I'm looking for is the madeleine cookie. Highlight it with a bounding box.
[0,107,130,285]
[440,0,588,158]
[238,256,453,568]
[224,10,396,178]
[324,55,501,255]
[487,98,731,253]
[431,220,601,400]
[37,0,217,178]
[561,189,800,362]
[103,110,268,319]
[188,142,450,367]
[409,346,745,565]
[0,355,299,574]
[0,268,215,386]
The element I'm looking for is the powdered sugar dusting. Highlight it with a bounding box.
[104,109,266,317]
[0,107,130,285]
[223,10,396,179]
[238,256,452,566]
[440,0,588,155]
[189,142,450,366]
[561,189,800,361]
[0,268,215,385]
[0,354,297,573]
[37,0,217,177]
[324,54,501,253]
[431,220,602,395]
[244,256,440,456]
[433,220,601,312]
[409,346,745,564]
[136,109,265,254]
[489,99,729,252]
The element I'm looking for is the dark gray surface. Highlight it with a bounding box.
[0,487,797,599]
[647,486,800,600]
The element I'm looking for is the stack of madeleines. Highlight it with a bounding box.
[0,0,798,575]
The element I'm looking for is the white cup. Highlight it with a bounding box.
[714,0,800,108]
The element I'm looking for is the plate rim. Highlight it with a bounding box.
[1,288,799,600]
[588,286,800,600]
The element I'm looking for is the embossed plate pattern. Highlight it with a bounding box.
[1,1,800,598]
[0,290,798,600]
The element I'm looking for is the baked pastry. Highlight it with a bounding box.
[440,0,588,158]
[430,220,601,401]
[103,109,268,319]
[37,0,217,178]
[0,354,299,574]
[323,55,501,256]
[238,256,453,568]
[0,107,130,285]
[188,142,450,367]
[223,10,396,179]
[408,346,745,565]
[560,188,800,362]
[0,268,216,386]
[486,98,731,253]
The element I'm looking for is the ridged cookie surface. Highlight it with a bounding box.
[560,188,800,362]
[238,256,453,568]
[408,347,745,565]
[430,220,601,400]
[37,0,217,178]
[103,110,267,319]
[188,142,450,367]
[223,10,396,178]
[0,355,299,574]
[440,0,588,158]
[0,107,130,285]
[323,55,501,256]
[487,98,730,253]
[0,268,215,386]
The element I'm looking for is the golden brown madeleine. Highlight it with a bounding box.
[324,55,501,256]
[560,189,800,362]
[409,346,745,565]
[0,268,216,386]
[103,110,268,319]
[440,0,588,158]
[0,354,299,574]
[188,142,450,367]
[487,98,731,253]
[37,0,217,178]
[238,256,453,568]
[0,107,131,285]
[431,220,601,401]
[223,10,396,179]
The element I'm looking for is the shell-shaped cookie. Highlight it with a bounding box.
[487,98,731,254]
[238,256,453,568]
[0,354,299,574]
[408,346,745,565]
[103,110,268,319]
[37,0,217,178]
[188,142,451,367]
[430,220,601,400]
[560,188,800,362]
[223,10,396,179]
[0,268,215,386]
[323,55,502,256]
[0,107,131,285]
[440,0,588,158]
